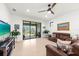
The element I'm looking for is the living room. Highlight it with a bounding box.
[0,2,79,56]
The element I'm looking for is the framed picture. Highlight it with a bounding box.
[57,22,69,31]
[14,24,20,30]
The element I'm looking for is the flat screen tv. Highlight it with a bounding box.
[0,20,10,36]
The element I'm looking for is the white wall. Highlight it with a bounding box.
[11,14,49,40]
[50,10,79,36]
[0,3,11,38]
[0,3,11,24]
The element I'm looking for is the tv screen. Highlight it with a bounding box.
[0,20,10,36]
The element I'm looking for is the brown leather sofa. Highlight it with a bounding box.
[48,32,71,43]
[46,44,67,56]
[48,37,57,42]
[71,40,79,56]
[72,45,79,56]
[46,44,79,56]
[46,32,79,56]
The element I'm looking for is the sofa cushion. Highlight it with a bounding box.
[48,37,57,42]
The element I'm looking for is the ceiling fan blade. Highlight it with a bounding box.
[51,10,54,14]
[52,3,56,8]
[38,10,47,13]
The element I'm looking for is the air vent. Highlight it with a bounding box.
[12,8,16,12]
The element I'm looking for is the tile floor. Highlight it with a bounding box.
[11,38,56,56]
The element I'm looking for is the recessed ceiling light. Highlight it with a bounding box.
[45,15,47,17]
[12,8,16,12]
[26,9,30,12]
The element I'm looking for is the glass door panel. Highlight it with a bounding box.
[36,23,41,37]
[23,21,41,40]
[23,25,30,39]
[30,25,36,38]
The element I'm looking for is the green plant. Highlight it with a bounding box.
[43,30,49,34]
[11,30,20,37]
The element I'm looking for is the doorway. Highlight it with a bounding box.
[23,20,41,40]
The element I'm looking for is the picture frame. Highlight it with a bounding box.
[57,22,69,31]
[14,24,20,30]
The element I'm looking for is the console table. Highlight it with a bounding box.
[0,37,15,56]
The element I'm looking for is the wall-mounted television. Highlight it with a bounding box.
[0,20,10,36]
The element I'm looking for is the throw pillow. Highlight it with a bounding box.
[57,39,71,51]
[72,36,77,39]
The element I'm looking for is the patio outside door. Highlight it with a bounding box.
[23,21,41,40]
[30,25,36,38]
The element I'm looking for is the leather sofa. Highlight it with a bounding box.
[46,32,79,56]
[71,40,79,56]
[48,36,57,42]
[46,44,67,56]
[48,32,71,43]
[46,44,79,56]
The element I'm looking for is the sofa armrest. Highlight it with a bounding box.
[72,44,79,55]
[45,44,67,56]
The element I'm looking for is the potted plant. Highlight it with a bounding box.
[43,30,49,34]
[43,30,49,37]
[11,30,20,38]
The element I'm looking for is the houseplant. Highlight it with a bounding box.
[43,30,49,34]
[43,30,49,37]
[11,30,20,38]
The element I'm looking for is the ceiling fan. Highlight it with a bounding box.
[38,3,56,15]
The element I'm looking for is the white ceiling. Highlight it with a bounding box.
[5,3,79,20]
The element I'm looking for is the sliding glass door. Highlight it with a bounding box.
[30,25,36,38]
[23,21,31,39]
[23,25,30,39]
[23,21,41,40]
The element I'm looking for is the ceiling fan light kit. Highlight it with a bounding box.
[38,3,56,15]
